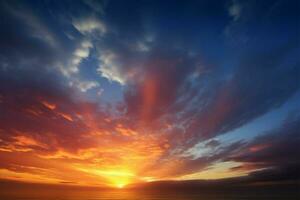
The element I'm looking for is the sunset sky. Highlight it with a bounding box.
[0,0,299,188]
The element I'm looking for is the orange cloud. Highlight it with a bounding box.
[57,112,73,122]
[41,101,56,110]
[115,124,138,137]
[249,144,270,152]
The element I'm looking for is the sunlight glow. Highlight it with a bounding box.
[76,167,134,187]
[116,183,125,189]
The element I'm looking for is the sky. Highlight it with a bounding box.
[0,0,299,188]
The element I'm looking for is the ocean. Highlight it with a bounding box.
[0,187,299,200]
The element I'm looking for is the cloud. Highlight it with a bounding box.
[4,1,60,48]
[82,0,106,15]
[149,141,245,178]
[228,113,300,181]
[56,39,100,93]
[228,0,241,21]
[0,74,107,155]
[59,40,93,76]
[0,1,100,95]
[97,51,127,85]
[0,3,62,72]
[75,80,99,92]
[93,0,300,168]
[73,17,106,35]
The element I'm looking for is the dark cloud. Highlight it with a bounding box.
[0,1,70,68]
[228,114,300,181]
[166,39,299,153]
[124,50,199,123]
[113,42,299,164]
[205,140,221,148]
[89,0,300,158]
[165,140,245,177]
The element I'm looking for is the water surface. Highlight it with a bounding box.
[0,187,298,200]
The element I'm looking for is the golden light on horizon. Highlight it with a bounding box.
[116,183,125,189]
[76,167,135,187]
[109,176,131,189]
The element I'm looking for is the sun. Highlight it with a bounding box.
[97,169,132,189]
[116,183,125,189]
[113,180,129,189]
